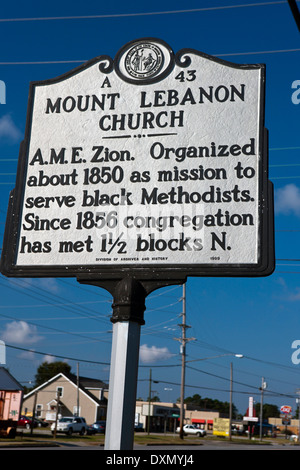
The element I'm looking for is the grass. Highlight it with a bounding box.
[0,430,299,448]
[0,430,206,446]
[134,433,203,445]
[0,430,105,447]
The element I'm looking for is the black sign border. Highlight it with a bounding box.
[0,38,275,280]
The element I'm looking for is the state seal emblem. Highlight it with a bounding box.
[124,42,164,79]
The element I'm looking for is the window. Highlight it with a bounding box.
[73,405,81,416]
[56,386,63,397]
[36,404,43,418]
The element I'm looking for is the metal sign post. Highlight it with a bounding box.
[0,37,275,451]
[105,319,142,450]
[103,278,146,450]
[78,276,185,450]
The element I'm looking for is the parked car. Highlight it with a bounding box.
[134,423,144,432]
[86,425,97,435]
[176,424,206,437]
[34,418,48,428]
[91,420,106,433]
[50,416,88,436]
[18,415,35,429]
[18,416,48,429]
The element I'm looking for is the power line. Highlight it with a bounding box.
[186,365,297,399]
[140,377,297,400]
[0,310,108,344]
[271,164,300,168]
[0,48,299,65]
[272,173,300,178]
[270,147,300,151]
[0,2,293,23]
[6,343,297,401]
[0,60,86,65]
[216,48,300,57]
[0,278,111,324]
[5,342,110,365]
[5,343,299,400]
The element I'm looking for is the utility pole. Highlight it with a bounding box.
[147,368,159,434]
[229,362,233,441]
[259,377,267,441]
[77,362,80,416]
[147,369,152,435]
[175,283,195,440]
[30,391,38,435]
[296,389,300,441]
[53,390,61,439]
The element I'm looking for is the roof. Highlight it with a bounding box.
[66,373,108,405]
[0,367,23,391]
[24,372,108,405]
[71,374,108,390]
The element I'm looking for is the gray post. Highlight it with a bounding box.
[229,362,233,440]
[77,274,185,450]
[104,278,146,450]
[298,398,300,442]
[179,284,186,440]
[259,377,264,441]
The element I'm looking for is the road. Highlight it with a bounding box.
[2,428,299,451]
[1,439,300,451]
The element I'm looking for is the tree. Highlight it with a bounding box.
[147,395,160,402]
[254,403,280,419]
[184,394,202,406]
[34,361,72,386]
[182,394,239,418]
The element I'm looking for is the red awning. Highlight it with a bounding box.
[192,419,206,424]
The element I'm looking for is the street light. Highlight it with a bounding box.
[259,377,267,441]
[186,353,243,440]
[164,387,173,402]
[147,369,159,435]
[176,282,243,441]
[186,353,243,364]
[228,355,244,440]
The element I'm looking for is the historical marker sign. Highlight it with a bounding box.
[0,38,274,279]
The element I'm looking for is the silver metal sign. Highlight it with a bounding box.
[1,38,274,279]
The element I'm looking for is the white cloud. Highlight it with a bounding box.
[275,184,300,217]
[1,321,43,345]
[19,349,36,361]
[0,114,22,142]
[287,288,300,302]
[42,354,56,363]
[37,278,60,293]
[139,344,173,363]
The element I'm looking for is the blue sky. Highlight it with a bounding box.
[0,0,300,417]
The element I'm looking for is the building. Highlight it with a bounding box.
[22,373,240,432]
[269,417,300,436]
[0,367,23,436]
[22,372,108,424]
[135,400,223,432]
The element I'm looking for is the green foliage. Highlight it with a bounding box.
[34,361,72,386]
[147,395,160,402]
[183,394,239,417]
[254,403,280,419]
